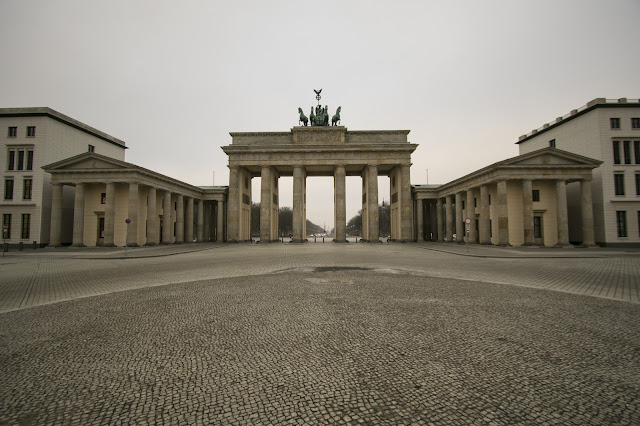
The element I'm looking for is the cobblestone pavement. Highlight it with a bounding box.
[1,243,639,424]
[0,242,638,313]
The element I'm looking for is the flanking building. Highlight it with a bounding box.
[516,98,640,246]
[0,108,127,246]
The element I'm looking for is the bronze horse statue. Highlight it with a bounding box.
[332,106,341,126]
[298,108,308,126]
[309,107,316,126]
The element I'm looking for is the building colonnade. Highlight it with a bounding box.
[49,180,226,247]
[415,178,595,247]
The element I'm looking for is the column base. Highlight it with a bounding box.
[521,242,535,246]
[160,241,172,245]
[496,243,511,247]
[126,243,139,247]
[289,239,306,244]
[144,242,157,246]
[333,239,349,243]
[103,243,116,247]
[553,243,572,248]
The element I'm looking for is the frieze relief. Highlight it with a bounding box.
[294,131,343,144]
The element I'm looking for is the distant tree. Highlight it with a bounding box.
[279,206,293,236]
[379,201,391,237]
[346,203,390,237]
[251,202,260,236]
[346,209,362,236]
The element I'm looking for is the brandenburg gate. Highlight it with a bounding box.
[222,125,417,243]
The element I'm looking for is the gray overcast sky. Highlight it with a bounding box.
[1,0,638,230]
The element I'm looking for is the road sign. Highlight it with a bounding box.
[465,218,471,224]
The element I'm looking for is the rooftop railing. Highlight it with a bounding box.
[519,98,640,141]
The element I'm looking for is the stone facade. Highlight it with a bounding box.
[517,98,640,246]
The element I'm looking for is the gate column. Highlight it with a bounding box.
[260,166,273,242]
[292,165,306,243]
[334,165,347,242]
[367,165,379,242]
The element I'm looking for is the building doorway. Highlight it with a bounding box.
[533,215,544,245]
[96,215,105,246]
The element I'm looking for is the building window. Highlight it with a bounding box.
[21,214,30,239]
[632,118,640,129]
[101,193,106,204]
[613,141,621,164]
[614,174,625,195]
[26,150,33,170]
[610,118,621,129]
[88,144,95,153]
[532,189,540,202]
[635,141,640,165]
[533,216,542,238]
[8,127,17,137]
[7,150,15,170]
[616,211,627,237]
[26,126,36,137]
[624,141,632,164]
[549,139,556,148]
[23,178,32,200]
[17,150,24,170]
[638,211,640,237]
[4,179,14,200]
[2,214,11,239]
[636,174,640,196]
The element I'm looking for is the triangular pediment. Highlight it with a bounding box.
[500,148,601,167]
[42,153,131,172]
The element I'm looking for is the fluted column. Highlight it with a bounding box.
[466,189,476,243]
[479,185,490,244]
[445,195,454,242]
[217,200,225,242]
[292,165,306,243]
[72,183,86,247]
[455,192,464,244]
[334,165,347,242]
[197,199,204,242]
[260,166,272,242]
[146,187,158,245]
[416,198,424,241]
[162,190,172,244]
[522,179,534,245]
[436,198,443,242]
[175,194,184,243]
[367,165,379,242]
[581,179,595,246]
[400,164,412,241]
[50,183,63,246]
[104,182,116,246]
[556,180,569,246]
[186,197,194,242]
[497,180,509,246]
[227,166,239,241]
[126,183,139,247]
